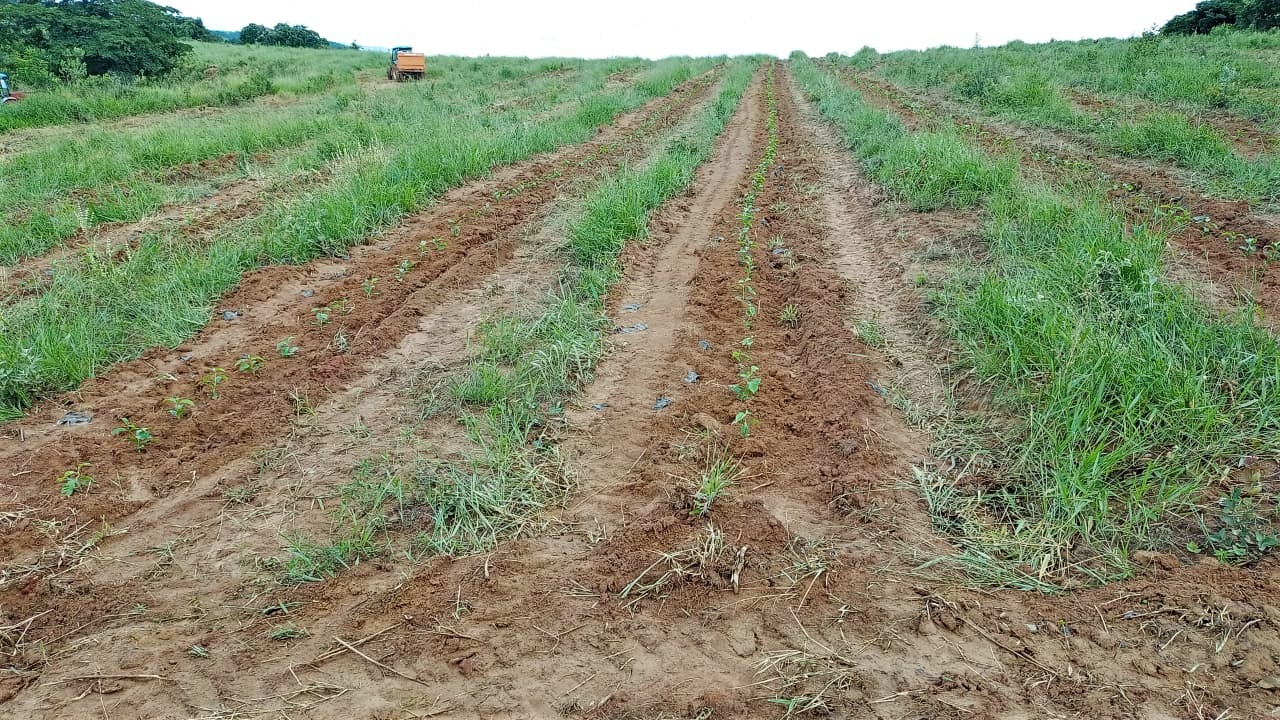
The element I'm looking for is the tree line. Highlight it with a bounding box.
[0,0,339,86]
[1162,0,1280,33]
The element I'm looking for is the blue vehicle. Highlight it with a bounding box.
[0,73,24,103]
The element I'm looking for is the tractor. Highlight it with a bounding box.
[387,47,425,81]
[0,73,24,103]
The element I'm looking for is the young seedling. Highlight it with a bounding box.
[201,368,228,399]
[730,366,762,401]
[779,303,801,328]
[57,463,93,496]
[166,397,195,419]
[312,308,331,326]
[362,277,380,298]
[277,337,300,358]
[235,355,265,375]
[732,410,757,438]
[188,645,211,659]
[396,259,415,280]
[112,417,154,451]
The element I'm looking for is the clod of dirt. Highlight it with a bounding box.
[698,339,711,351]
[221,310,240,321]
[691,412,724,438]
[615,322,648,334]
[56,411,92,426]
[301,289,314,298]
[685,370,699,384]
[1131,550,1179,571]
[653,396,672,410]
[1258,677,1280,690]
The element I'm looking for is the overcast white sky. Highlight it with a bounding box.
[163,0,1195,58]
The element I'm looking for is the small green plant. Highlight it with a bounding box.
[112,417,153,451]
[730,365,762,401]
[418,237,446,254]
[732,409,757,438]
[277,337,300,358]
[57,463,93,496]
[312,307,331,326]
[235,355,265,375]
[691,454,741,516]
[1200,486,1279,564]
[361,277,380,297]
[166,397,195,419]
[188,645,211,659]
[779,303,801,328]
[267,623,305,641]
[200,368,228,399]
[396,259,416,279]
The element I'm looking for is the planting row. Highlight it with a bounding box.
[794,52,1280,586]
[0,58,719,419]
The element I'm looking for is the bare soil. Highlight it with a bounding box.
[1,64,1279,720]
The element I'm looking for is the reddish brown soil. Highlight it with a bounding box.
[840,66,1280,322]
[2,64,1280,720]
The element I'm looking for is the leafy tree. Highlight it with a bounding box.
[0,0,207,78]
[1163,0,1239,33]
[237,21,329,48]
[238,22,268,44]
[1163,0,1280,33]
[1237,0,1280,29]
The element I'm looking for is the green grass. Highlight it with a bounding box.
[870,30,1280,126]
[794,53,1280,585]
[796,58,1015,210]
[857,33,1280,206]
[0,56,718,420]
[0,41,386,132]
[0,55,655,265]
[276,60,758,577]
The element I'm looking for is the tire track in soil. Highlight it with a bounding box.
[0,72,735,717]
[838,65,1280,321]
[796,68,1280,718]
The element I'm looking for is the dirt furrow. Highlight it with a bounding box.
[838,66,1280,320]
[0,74,719,592]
